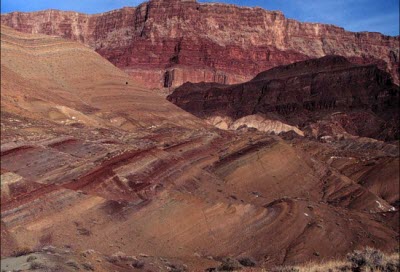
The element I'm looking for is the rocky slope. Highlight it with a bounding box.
[1,27,399,271]
[168,55,399,141]
[1,0,399,90]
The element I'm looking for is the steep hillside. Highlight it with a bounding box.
[1,27,398,271]
[1,0,399,89]
[168,56,399,141]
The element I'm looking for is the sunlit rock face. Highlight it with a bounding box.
[1,26,399,271]
[206,115,305,136]
[1,0,399,89]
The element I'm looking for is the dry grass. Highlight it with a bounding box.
[274,248,400,272]
[281,260,347,272]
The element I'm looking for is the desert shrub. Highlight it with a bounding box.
[347,248,384,271]
[82,262,94,271]
[77,228,91,236]
[338,264,352,271]
[106,255,119,264]
[167,263,187,272]
[271,248,399,272]
[109,251,136,262]
[384,256,400,272]
[29,261,46,270]
[26,255,38,262]
[131,260,145,269]
[41,245,57,253]
[13,246,34,257]
[65,259,80,270]
[272,267,300,272]
[237,257,256,267]
[218,258,242,271]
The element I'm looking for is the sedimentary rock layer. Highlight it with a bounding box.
[1,26,399,271]
[1,0,399,89]
[168,56,399,140]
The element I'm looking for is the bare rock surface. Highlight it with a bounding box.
[1,0,399,89]
[168,55,399,141]
[0,26,399,271]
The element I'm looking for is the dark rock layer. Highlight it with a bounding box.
[168,56,399,140]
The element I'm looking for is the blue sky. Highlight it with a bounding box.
[1,0,399,36]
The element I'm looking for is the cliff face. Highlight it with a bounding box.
[168,56,399,140]
[1,0,399,88]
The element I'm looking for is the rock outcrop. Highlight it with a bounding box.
[1,26,399,271]
[207,115,305,136]
[1,0,399,89]
[168,56,399,140]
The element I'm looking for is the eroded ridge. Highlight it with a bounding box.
[1,26,398,271]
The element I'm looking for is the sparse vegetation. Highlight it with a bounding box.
[272,267,300,272]
[110,251,136,262]
[167,263,187,272]
[26,255,38,262]
[131,259,145,269]
[237,257,256,267]
[29,261,46,270]
[347,248,399,272]
[65,259,80,270]
[206,257,256,271]
[106,255,119,264]
[41,245,57,253]
[77,227,91,236]
[12,247,34,257]
[82,262,95,271]
[273,248,399,272]
[217,258,243,271]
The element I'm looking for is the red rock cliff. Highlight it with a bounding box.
[168,56,400,141]
[2,0,399,88]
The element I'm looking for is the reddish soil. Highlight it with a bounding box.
[0,26,398,271]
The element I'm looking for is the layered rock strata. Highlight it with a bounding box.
[168,56,399,140]
[1,0,399,89]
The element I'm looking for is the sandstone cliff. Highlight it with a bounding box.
[168,56,399,140]
[1,0,399,88]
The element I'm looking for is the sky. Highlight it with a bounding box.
[1,0,399,36]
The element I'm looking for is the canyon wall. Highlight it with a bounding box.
[1,22,400,270]
[168,56,399,140]
[1,0,399,89]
